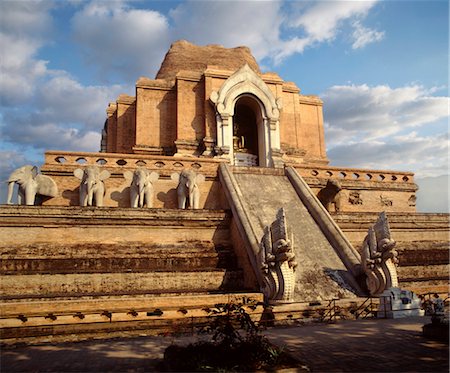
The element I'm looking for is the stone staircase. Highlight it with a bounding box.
[219,164,365,302]
[0,206,260,342]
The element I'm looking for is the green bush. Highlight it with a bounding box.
[161,300,293,372]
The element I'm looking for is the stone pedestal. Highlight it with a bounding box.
[174,140,199,157]
[133,145,165,155]
[234,152,258,167]
[201,137,215,157]
[377,287,424,318]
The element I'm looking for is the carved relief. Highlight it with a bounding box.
[260,208,297,302]
[361,212,399,296]
[210,64,282,167]
[380,194,393,206]
[317,179,342,212]
[348,191,363,205]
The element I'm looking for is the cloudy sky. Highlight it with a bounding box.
[0,0,448,212]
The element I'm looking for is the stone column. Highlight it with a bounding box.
[269,119,284,168]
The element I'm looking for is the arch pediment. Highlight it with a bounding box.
[210,64,281,120]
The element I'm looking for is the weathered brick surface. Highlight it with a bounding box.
[104,41,330,165]
[156,40,260,80]
[0,206,246,299]
[333,212,450,295]
[41,152,227,209]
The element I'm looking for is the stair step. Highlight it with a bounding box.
[0,242,233,258]
[0,292,264,343]
[0,251,237,274]
[397,264,450,281]
[1,241,239,274]
[0,270,245,299]
[397,241,450,266]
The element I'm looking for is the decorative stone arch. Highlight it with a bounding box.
[210,64,283,167]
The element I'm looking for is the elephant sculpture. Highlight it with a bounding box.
[74,166,110,207]
[171,169,205,209]
[123,168,159,208]
[7,165,58,205]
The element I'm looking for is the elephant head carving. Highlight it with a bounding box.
[123,168,159,208]
[74,166,110,207]
[7,165,58,205]
[171,169,205,209]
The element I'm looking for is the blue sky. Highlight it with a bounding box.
[0,0,448,212]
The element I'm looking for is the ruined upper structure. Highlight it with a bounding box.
[102,40,327,168]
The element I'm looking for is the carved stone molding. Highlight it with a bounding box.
[361,212,399,296]
[210,64,282,167]
[210,64,281,120]
[260,208,297,303]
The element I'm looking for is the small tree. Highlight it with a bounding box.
[162,300,293,372]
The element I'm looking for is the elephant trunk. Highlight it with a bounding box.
[138,183,145,207]
[6,181,16,204]
[188,182,195,209]
[87,179,96,206]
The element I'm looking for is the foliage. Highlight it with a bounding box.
[201,301,259,347]
[161,300,294,372]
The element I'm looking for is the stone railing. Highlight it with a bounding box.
[42,151,416,185]
[42,151,225,175]
[294,165,415,185]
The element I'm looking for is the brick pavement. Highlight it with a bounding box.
[265,316,449,372]
[1,316,448,372]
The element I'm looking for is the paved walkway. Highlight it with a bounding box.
[265,316,449,372]
[1,316,448,372]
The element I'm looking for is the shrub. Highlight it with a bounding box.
[161,300,294,372]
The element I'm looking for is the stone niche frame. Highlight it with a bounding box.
[210,64,283,167]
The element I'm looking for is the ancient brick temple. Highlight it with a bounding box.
[102,40,327,168]
[1,41,448,342]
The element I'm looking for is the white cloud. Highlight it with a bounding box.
[0,150,28,181]
[169,0,283,62]
[0,1,127,158]
[0,34,48,104]
[351,20,384,49]
[1,74,125,153]
[323,83,449,182]
[36,73,125,130]
[327,132,449,177]
[71,0,170,81]
[0,1,52,104]
[288,1,377,41]
[416,175,450,213]
[274,0,380,62]
[0,1,53,36]
[2,121,102,153]
[68,0,383,78]
[323,84,449,145]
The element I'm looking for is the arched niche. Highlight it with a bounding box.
[210,64,282,167]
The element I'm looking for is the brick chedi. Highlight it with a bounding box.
[1,40,448,343]
[102,40,328,168]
